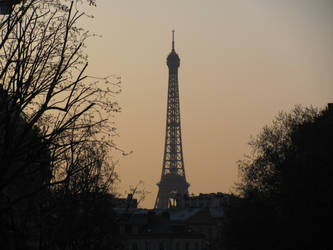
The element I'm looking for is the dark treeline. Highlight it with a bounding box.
[222,105,333,250]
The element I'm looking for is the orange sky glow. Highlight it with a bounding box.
[80,0,333,208]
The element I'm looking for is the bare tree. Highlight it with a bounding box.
[0,1,120,249]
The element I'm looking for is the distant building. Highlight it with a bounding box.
[114,209,206,250]
[177,192,231,210]
[113,206,225,250]
[110,193,138,209]
[0,88,51,201]
[0,88,51,250]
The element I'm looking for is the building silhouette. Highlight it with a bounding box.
[155,31,189,209]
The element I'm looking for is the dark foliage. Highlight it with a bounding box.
[222,195,280,250]
[223,105,333,250]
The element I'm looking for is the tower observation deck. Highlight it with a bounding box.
[154,31,189,209]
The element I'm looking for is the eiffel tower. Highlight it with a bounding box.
[154,31,189,209]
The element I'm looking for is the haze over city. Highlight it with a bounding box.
[81,0,333,208]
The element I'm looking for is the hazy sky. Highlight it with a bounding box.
[81,0,333,208]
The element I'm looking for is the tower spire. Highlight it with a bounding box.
[172,30,175,51]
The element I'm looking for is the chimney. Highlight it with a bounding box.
[0,1,22,15]
[0,4,12,15]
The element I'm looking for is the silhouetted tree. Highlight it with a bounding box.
[222,105,333,250]
[0,1,120,249]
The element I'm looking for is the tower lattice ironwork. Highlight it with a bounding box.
[154,31,189,209]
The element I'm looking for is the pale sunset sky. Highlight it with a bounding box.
[81,0,333,208]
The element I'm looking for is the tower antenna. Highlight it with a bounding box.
[172,30,175,51]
